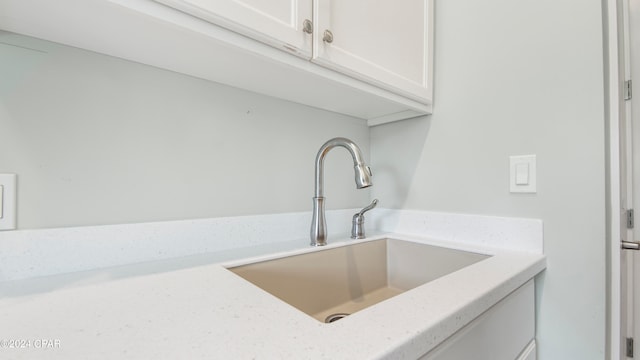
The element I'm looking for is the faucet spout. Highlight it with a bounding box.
[311,137,372,246]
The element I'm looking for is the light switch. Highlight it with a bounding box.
[0,174,16,230]
[510,155,536,193]
[515,163,529,185]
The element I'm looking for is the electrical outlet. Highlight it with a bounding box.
[0,174,17,230]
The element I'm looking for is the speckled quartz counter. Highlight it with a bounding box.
[0,233,545,360]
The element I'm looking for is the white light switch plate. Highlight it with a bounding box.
[0,185,3,218]
[510,155,536,193]
[0,174,17,230]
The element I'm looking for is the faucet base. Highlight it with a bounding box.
[310,197,327,246]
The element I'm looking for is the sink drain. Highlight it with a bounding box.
[325,313,350,323]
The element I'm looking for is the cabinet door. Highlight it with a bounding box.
[313,0,433,103]
[156,0,313,57]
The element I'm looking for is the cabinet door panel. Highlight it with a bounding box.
[313,0,433,103]
[156,0,313,57]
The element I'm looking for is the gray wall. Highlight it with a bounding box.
[0,34,370,229]
[371,0,606,358]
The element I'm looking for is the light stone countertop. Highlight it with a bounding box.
[0,233,546,359]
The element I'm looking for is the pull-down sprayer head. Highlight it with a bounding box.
[355,164,373,189]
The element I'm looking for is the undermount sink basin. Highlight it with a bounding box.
[227,238,490,323]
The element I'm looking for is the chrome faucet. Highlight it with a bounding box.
[310,137,373,246]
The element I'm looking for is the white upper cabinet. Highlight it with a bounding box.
[157,0,314,58]
[313,0,433,102]
[158,0,433,104]
[0,0,433,125]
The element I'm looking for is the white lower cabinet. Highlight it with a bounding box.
[419,280,536,360]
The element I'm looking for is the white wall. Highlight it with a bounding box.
[0,33,370,229]
[371,0,606,358]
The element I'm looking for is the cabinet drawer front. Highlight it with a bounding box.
[419,281,535,360]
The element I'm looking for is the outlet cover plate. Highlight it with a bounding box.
[0,174,17,230]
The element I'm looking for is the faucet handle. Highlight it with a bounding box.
[351,199,378,239]
[357,199,378,216]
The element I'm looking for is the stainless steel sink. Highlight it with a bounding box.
[227,238,489,323]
